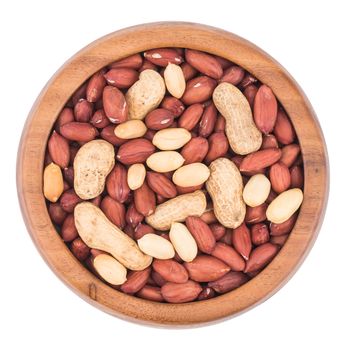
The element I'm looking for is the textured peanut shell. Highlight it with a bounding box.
[213,82,262,155]
[206,158,246,228]
[146,190,207,230]
[126,69,166,120]
[74,202,152,270]
[73,140,115,200]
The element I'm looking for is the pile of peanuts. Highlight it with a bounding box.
[44,48,304,303]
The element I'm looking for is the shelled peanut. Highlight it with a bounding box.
[44,47,304,303]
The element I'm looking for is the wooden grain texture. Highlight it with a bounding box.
[16,22,329,327]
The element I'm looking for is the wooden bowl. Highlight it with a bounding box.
[17,22,329,327]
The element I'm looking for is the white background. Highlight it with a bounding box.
[1,0,349,349]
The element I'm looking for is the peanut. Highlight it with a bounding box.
[73,140,115,200]
[43,163,64,202]
[206,158,246,228]
[213,82,262,155]
[146,190,207,230]
[74,202,152,270]
[266,188,303,224]
[152,128,191,150]
[164,63,186,98]
[126,69,165,120]
[169,222,198,262]
[146,151,185,172]
[114,120,147,139]
[127,163,146,190]
[93,254,127,285]
[137,233,175,259]
[243,174,271,207]
[172,163,210,187]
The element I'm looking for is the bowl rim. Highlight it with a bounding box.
[17,21,329,327]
